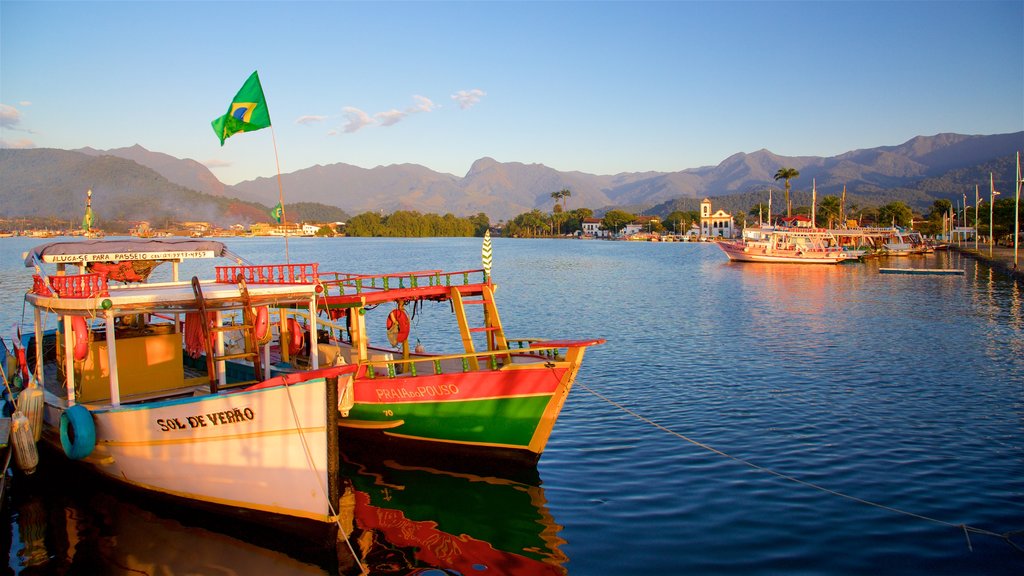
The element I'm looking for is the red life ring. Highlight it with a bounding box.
[72,316,90,361]
[286,317,305,356]
[252,306,270,342]
[386,308,410,346]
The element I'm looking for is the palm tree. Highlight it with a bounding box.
[773,168,800,217]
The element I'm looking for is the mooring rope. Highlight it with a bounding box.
[577,381,1023,554]
[282,378,368,575]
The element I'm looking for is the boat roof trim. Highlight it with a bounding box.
[24,238,231,267]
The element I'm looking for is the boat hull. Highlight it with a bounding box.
[40,379,335,524]
[340,360,578,463]
[717,240,853,264]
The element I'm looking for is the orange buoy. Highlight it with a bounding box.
[72,316,90,361]
[286,317,305,356]
[252,306,270,343]
[386,308,410,346]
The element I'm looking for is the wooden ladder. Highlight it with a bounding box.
[191,276,263,393]
[450,284,509,370]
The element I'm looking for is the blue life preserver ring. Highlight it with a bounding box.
[61,404,96,460]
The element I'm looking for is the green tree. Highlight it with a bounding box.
[817,195,842,229]
[774,167,800,217]
[345,212,385,236]
[562,207,593,235]
[506,209,548,237]
[877,201,914,228]
[601,210,634,236]
[469,212,490,236]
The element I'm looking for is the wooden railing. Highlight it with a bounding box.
[32,273,109,298]
[215,263,319,284]
[319,268,489,295]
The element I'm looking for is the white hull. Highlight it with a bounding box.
[42,379,334,522]
[717,241,853,264]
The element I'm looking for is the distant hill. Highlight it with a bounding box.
[76,144,227,197]
[3,132,1021,223]
[224,132,1022,219]
[0,148,345,227]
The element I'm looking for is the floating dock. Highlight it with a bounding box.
[879,268,965,275]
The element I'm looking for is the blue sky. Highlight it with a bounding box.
[2,1,1022,185]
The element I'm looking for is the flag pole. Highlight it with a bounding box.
[990,173,996,257]
[270,125,290,264]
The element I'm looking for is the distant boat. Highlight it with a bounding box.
[717,227,859,264]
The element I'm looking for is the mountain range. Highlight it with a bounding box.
[1,132,1021,225]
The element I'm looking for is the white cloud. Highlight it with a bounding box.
[0,138,35,149]
[375,109,406,127]
[451,89,486,110]
[407,95,437,113]
[1,103,22,128]
[341,107,375,133]
[295,115,328,125]
[203,158,232,168]
[18,101,31,107]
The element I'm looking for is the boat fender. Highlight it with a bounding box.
[252,306,271,344]
[60,404,97,460]
[15,344,30,385]
[286,317,305,356]
[72,316,90,361]
[386,308,410,346]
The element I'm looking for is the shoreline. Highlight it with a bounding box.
[949,244,1023,283]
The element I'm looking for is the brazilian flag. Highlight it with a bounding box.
[211,71,271,145]
[270,202,283,224]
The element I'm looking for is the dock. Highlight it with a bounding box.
[879,268,965,275]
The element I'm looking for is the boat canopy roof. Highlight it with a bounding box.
[24,238,231,267]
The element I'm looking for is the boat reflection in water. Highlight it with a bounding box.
[9,468,330,576]
[339,446,568,575]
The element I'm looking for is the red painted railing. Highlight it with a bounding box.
[32,273,109,298]
[215,263,319,284]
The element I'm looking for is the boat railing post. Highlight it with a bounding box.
[215,310,227,389]
[34,308,43,388]
[62,315,76,406]
[308,296,319,370]
[105,309,121,406]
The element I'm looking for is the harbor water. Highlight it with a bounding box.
[3,236,1023,575]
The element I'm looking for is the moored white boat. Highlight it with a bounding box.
[14,238,352,537]
[717,227,858,264]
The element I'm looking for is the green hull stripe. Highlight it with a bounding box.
[346,395,551,446]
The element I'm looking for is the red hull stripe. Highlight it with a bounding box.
[355,367,568,404]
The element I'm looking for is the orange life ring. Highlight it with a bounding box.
[286,317,305,356]
[72,316,89,361]
[252,306,270,342]
[386,308,410,346]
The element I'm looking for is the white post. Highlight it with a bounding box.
[34,308,43,387]
[308,297,319,369]
[63,315,76,406]
[1015,151,1020,270]
[105,310,120,406]
[975,185,980,250]
[215,310,226,388]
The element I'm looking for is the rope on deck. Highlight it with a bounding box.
[577,381,1024,555]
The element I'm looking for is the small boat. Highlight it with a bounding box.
[17,238,353,538]
[717,227,859,264]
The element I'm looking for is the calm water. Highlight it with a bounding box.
[3,236,1023,575]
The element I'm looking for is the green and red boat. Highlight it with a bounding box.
[299,265,603,465]
[211,259,604,465]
